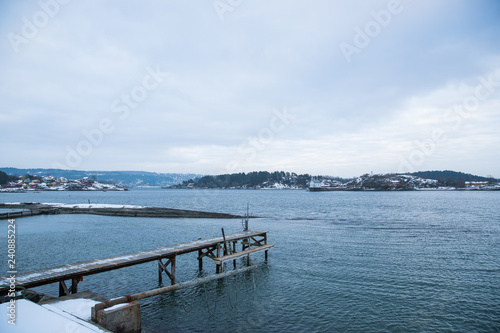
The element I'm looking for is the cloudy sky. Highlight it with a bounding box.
[1,0,499,177]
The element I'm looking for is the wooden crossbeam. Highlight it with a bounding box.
[197,246,217,260]
[250,236,266,246]
[242,235,267,248]
[158,256,176,285]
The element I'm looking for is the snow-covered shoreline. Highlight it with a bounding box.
[0,175,126,192]
[3,202,146,209]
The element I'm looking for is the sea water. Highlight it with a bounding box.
[0,189,499,332]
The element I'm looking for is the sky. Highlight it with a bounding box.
[1,0,499,178]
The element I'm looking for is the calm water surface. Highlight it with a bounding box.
[1,189,499,332]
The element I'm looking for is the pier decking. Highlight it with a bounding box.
[0,230,272,297]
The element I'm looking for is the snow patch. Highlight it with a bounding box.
[104,302,130,312]
[42,298,101,321]
[41,203,147,209]
[0,299,107,332]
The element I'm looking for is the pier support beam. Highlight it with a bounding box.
[198,249,203,270]
[59,281,70,297]
[215,243,222,274]
[197,246,217,272]
[264,233,268,260]
[232,241,237,269]
[58,277,82,297]
[71,277,81,294]
[158,256,176,285]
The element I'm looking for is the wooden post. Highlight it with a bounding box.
[158,260,163,284]
[198,249,203,270]
[222,228,229,256]
[59,281,70,297]
[170,256,176,285]
[232,241,237,269]
[158,257,176,285]
[264,233,268,260]
[216,243,221,274]
[59,281,64,297]
[71,277,80,294]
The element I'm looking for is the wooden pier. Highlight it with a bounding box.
[0,230,273,297]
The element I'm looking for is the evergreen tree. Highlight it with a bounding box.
[0,171,8,185]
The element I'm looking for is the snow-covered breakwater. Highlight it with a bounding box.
[0,202,242,219]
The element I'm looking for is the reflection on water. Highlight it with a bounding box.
[0,189,499,332]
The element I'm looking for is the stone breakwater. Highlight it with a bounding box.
[0,203,243,219]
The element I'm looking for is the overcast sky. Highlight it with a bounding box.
[1,0,499,177]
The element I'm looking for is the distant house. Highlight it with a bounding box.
[465,181,489,188]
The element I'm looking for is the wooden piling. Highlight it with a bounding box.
[71,278,80,294]
[216,244,221,274]
[198,249,203,270]
[264,233,268,260]
[222,228,229,256]
[158,261,163,284]
[170,256,176,285]
[232,241,237,269]
[59,281,69,297]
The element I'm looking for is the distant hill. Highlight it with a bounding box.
[175,171,309,189]
[1,168,497,189]
[172,171,349,189]
[0,168,200,187]
[410,170,498,187]
[173,170,499,190]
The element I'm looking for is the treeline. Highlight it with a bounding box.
[411,170,498,187]
[175,169,499,189]
[180,171,314,189]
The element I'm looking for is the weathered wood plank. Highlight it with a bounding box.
[212,244,274,264]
